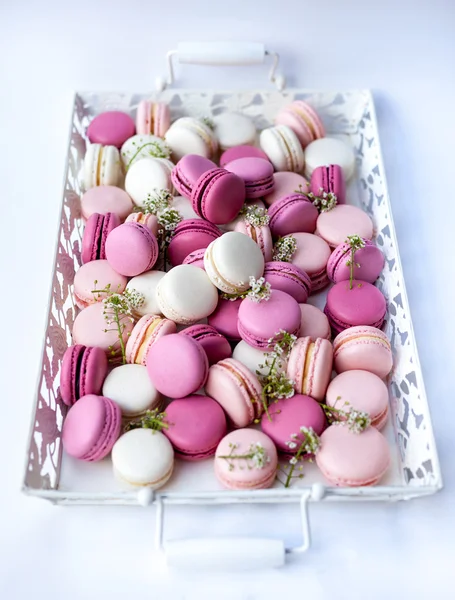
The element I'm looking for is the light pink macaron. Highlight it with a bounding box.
[287,336,333,401]
[126,314,177,366]
[275,101,325,148]
[136,100,171,137]
[287,232,332,292]
[125,211,159,237]
[73,259,127,310]
[263,172,309,206]
[80,186,134,222]
[316,205,374,248]
[105,222,159,277]
[299,303,331,341]
[333,326,393,379]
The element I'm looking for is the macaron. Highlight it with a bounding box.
[163,395,227,460]
[315,425,390,486]
[125,271,166,317]
[324,281,387,334]
[205,358,263,427]
[275,100,325,148]
[121,134,172,169]
[259,125,305,173]
[234,218,273,262]
[112,428,174,489]
[268,193,318,237]
[207,298,242,340]
[287,232,332,292]
[125,211,159,237]
[263,172,309,206]
[215,429,277,490]
[298,303,331,341]
[221,199,267,233]
[80,186,133,222]
[191,168,245,224]
[204,232,265,294]
[165,117,218,161]
[310,164,346,204]
[73,259,128,309]
[124,157,173,208]
[327,239,384,284]
[60,345,108,407]
[263,261,311,304]
[220,145,269,167]
[237,290,301,350]
[87,111,135,148]
[126,314,177,366]
[213,112,257,149]
[83,144,121,189]
[333,326,393,379]
[136,100,171,137]
[147,334,209,398]
[171,195,202,220]
[171,154,217,198]
[168,219,221,266]
[261,394,326,453]
[304,137,356,180]
[82,213,121,263]
[62,394,122,461]
[182,248,206,269]
[326,370,389,430]
[232,340,270,377]
[156,264,219,325]
[225,157,274,199]
[102,363,161,419]
[316,205,374,248]
[105,222,159,277]
[286,337,333,401]
[180,324,232,365]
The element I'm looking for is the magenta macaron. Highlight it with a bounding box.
[220,145,269,167]
[171,154,217,198]
[168,219,221,266]
[224,157,274,199]
[287,232,332,292]
[60,345,108,407]
[62,394,122,461]
[105,222,159,276]
[263,261,311,303]
[268,193,318,237]
[180,324,232,365]
[326,239,385,284]
[207,298,242,341]
[191,168,246,224]
[182,248,206,269]
[163,395,227,460]
[87,111,136,149]
[310,164,346,204]
[82,212,121,263]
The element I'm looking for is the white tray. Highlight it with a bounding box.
[22,44,442,568]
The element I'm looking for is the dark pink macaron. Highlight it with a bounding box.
[163,395,227,460]
[237,289,301,350]
[62,394,122,461]
[220,145,269,167]
[182,248,206,269]
[105,222,159,276]
[310,164,346,204]
[327,239,385,284]
[224,157,274,199]
[208,298,242,341]
[87,111,136,149]
[263,261,311,303]
[325,280,387,334]
[268,194,318,238]
[81,212,121,264]
[171,154,217,198]
[180,324,232,365]
[168,219,221,266]
[60,345,108,407]
[191,168,246,224]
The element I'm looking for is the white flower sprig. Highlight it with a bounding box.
[320,396,371,433]
[221,276,271,303]
[125,140,172,170]
[124,408,169,433]
[201,116,215,130]
[345,234,366,290]
[141,189,174,215]
[218,441,270,471]
[157,207,183,270]
[272,236,297,262]
[278,427,321,488]
[240,205,270,227]
[295,184,337,213]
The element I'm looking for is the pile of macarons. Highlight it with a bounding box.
[61,98,393,491]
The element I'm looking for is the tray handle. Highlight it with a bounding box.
[157,42,286,92]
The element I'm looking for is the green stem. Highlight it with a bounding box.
[349,247,355,290]
[284,446,305,488]
[218,453,256,460]
[126,142,166,170]
[113,309,126,364]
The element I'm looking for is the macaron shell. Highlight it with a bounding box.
[234,220,273,262]
[287,233,331,291]
[73,259,128,308]
[287,337,333,401]
[207,298,242,340]
[180,325,232,365]
[102,363,161,418]
[80,186,133,221]
[171,195,202,220]
[232,340,270,377]
[304,137,356,180]
[87,111,135,148]
[333,326,393,378]
[264,172,309,206]
[192,169,246,224]
[79,346,109,399]
[171,154,218,197]
[316,205,374,248]
[327,241,385,284]
[260,125,305,173]
[220,145,269,167]
[275,101,325,148]
[105,222,159,277]
[315,425,390,486]
[83,144,121,188]
[310,164,346,204]
[325,281,386,332]
[120,134,171,168]
[60,345,84,406]
[268,194,318,237]
[81,213,103,263]
[124,158,172,208]
[224,157,274,198]
[168,219,221,266]
[126,271,166,317]
[125,212,159,237]
[165,117,217,161]
[213,113,257,150]
[182,248,206,269]
[263,262,311,304]
[298,303,331,341]
[126,314,177,365]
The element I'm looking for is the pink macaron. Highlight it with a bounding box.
[105,222,159,277]
[205,358,263,427]
[324,280,387,334]
[275,100,325,148]
[180,324,232,365]
[191,168,246,224]
[207,298,242,341]
[327,239,385,284]
[264,172,309,206]
[298,303,331,341]
[60,345,108,407]
[80,186,134,222]
[87,111,135,149]
[263,261,311,303]
[82,213,121,263]
[234,219,273,262]
[73,259,128,310]
[62,394,122,461]
[316,424,390,487]
[220,145,269,167]
[215,429,278,490]
[182,248,206,269]
[287,336,333,401]
[168,219,221,266]
[146,333,209,398]
[171,154,218,198]
[237,289,301,350]
[163,395,227,460]
[268,193,318,237]
[125,211,159,237]
[287,232,332,292]
[136,100,171,137]
[261,394,327,454]
[316,205,374,248]
[224,157,274,199]
[310,164,346,204]
[126,314,177,366]
[333,326,393,379]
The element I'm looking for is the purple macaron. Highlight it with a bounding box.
[310,164,346,204]
[81,212,121,264]
[191,168,246,224]
[168,219,221,266]
[220,145,270,168]
[263,261,311,303]
[60,345,108,407]
[268,193,318,237]
[180,324,232,365]
[224,157,274,199]
[171,154,217,198]
[327,239,385,284]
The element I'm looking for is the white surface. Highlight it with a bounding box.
[1,0,454,598]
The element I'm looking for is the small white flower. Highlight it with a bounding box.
[288,442,297,449]
[289,457,298,465]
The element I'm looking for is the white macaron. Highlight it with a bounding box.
[259,125,304,173]
[102,364,161,419]
[304,137,355,180]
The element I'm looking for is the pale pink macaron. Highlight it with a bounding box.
[234,220,273,262]
[299,303,331,341]
[326,370,389,430]
[125,212,159,237]
[275,100,325,148]
[333,326,393,379]
[136,100,171,137]
[215,429,278,490]
[315,425,390,487]
[73,259,127,310]
[287,336,333,401]
[316,205,374,248]
[80,186,134,222]
[126,314,177,366]
[287,232,332,292]
[105,222,159,277]
[263,172,309,206]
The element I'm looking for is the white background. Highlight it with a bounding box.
[1,1,454,598]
